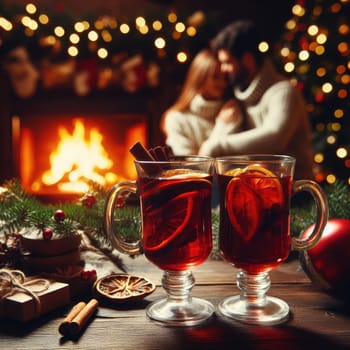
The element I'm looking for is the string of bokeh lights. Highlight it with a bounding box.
[279,1,350,186]
[0,2,202,63]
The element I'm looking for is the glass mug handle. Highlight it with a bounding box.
[104,181,142,256]
[291,180,329,251]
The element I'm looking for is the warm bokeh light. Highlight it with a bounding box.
[284,62,295,73]
[135,17,146,27]
[101,30,112,42]
[314,153,324,163]
[292,4,305,16]
[38,14,49,25]
[167,12,177,23]
[175,22,186,33]
[176,51,187,63]
[316,67,326,77]
[75,22,85,32]
[322,82,333,93]
[152,20,162,31]
[336,147,348,158]
[308,25,319,36]
[119,23,130,34]
[88,30,99,41]
[326,174,336,184]
[298,50,309,61]
[316,33,327,44]
[69,33,80,44]
[26,3,37,14]
[258,41,269,53]
[54,26,65,37]
[68,46,78,57]
[97,48,108,59]
[186,26,197,36]
[154,37,166,49]
[0,17,13,31]
[334,109,344,118]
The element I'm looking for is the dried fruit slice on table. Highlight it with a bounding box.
[94,273,156,303]
[225,165,284,242]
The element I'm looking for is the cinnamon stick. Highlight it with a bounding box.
[58,301,86,337]
[129,141,163,175]
[149,146,170,161]
[129,141,156,162]
[70,298,99,335]
[58,299,99,337]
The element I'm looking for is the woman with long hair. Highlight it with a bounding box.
[161,49,242,155]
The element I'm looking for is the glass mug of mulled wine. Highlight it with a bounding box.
[104,156,215,326]
[215,155,329,325]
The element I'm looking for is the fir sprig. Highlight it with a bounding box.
[290,180,350,237]
[324,180,350,219]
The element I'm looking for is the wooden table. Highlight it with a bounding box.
[1,254,350,350]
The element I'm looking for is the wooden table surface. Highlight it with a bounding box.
[1,254,350,350]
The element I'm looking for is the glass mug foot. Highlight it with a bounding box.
[218,295,289,326]
[146,270,215,327]
[147,297,215,327]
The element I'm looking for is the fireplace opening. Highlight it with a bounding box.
[13,112,147,202]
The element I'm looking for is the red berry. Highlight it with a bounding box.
[54,209,65,222]
[43,228,53,240]
[80,269,97,280]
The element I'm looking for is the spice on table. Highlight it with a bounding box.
[58,299,99,337]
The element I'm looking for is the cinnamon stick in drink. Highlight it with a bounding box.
[149,146,170,161]
[129,141,163,175]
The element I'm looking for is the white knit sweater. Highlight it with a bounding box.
[164,94,241,155]
[199,59,314,179]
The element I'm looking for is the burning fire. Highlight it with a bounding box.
[41,118,118,193]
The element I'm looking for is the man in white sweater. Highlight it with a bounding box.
[199,20,314,180]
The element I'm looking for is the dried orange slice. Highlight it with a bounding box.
[225,177,262,242]
[225,165,284,242]
[94,273,156,303]
[144,192,194,251]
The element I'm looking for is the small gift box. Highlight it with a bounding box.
[0,270,70,322]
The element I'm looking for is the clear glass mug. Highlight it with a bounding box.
[215,155,329,325]
[104,156,215,326]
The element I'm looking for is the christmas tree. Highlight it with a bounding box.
[277,0,350,186]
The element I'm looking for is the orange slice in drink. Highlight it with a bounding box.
[242,165,284,209]
[144,192,195,252]
[225,177,262,242]
[225,165,284,242]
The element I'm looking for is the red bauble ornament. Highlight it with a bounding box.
[300,219,350,299]
[54,209,65,222]
[82,194,96,208]
[43,228,53,240]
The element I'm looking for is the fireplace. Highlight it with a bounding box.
[10,92,152,202]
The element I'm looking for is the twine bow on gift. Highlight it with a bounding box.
[0,268,50,318]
